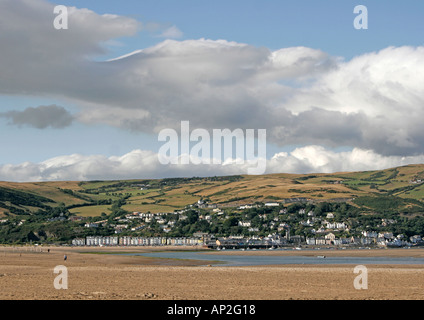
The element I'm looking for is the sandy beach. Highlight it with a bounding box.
[1,246,424,300]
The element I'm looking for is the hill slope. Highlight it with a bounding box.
[1,164,424,218]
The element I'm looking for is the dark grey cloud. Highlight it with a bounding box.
[1,105,74,129]
[0,0,423,162]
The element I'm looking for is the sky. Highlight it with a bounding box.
[0,0,423,181]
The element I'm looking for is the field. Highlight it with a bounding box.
[69,205,112,217]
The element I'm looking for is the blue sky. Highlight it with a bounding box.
[0,0,423,181]
[57,0,424,59]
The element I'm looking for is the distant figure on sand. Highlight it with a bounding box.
[64,254,67,261]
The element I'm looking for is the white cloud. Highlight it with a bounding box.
[267,146,423,174]
[158,25,183,39]
[48,39,424,156]
[1,0,424,180]
[1,147,424,182]
[0,0,140,95]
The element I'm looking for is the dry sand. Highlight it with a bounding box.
[1,246,424,300]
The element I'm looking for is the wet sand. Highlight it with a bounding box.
[1,246,424,300]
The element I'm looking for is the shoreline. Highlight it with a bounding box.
[1,246,424,300]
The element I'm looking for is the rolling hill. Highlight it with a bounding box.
[2,164,424,218]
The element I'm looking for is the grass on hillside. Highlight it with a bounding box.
[3,164,424,217]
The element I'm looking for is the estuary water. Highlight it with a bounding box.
[130,250,424,267]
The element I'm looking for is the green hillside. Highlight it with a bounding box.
[2,164,424,244]
[2,164,424,218]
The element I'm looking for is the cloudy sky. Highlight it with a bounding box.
[0,0,423,181]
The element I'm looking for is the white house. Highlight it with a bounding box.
[239,221,251,227]
[306,238,316,245]
[265,202,279,207]
[238,205,253,210]
[326,222,347,230]
[72,238,85,246]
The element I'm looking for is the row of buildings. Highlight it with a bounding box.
[72,232,424,248]
[72,234,209,247]
[72,233,285,248]
[305,232,423,247]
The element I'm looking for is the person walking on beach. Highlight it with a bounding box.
[64,254,67,261]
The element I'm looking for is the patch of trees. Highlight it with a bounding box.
[0,187,54,208]
[353,195,423,213]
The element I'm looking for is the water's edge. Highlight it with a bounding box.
[119,251,424,267]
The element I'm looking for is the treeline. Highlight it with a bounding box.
[0,186,54,215]
[0,199,129,244]
[353,195,424,213]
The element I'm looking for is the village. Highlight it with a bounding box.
[70,199,424,249]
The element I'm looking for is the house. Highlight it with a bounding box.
[410,235,422,244]
[362,231,378,238]
[157,218,166,224]
[325,233,336,241]
[300,220,312,227]
[326,213,334,219]
[306,238,316,245]
[197,199,207,208]
[333,239,344,245]
[360,237,376,245]
[316,226,326,233]
[114,224,128,231]
[290,235,304,244]
[238,205,253,210]
[265,202,279,207]
[126,213,142,219]
[326,222,347,230]
[193,232,209,239]
[315,238,327,245]
[86,236,101,246]
[378,232,394,239]
[72,238,85,246]
[84,223,98,228]
[69,216,85,222]
[350,236,361,245]
[239,221,251,227]
[381,219,396,226]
